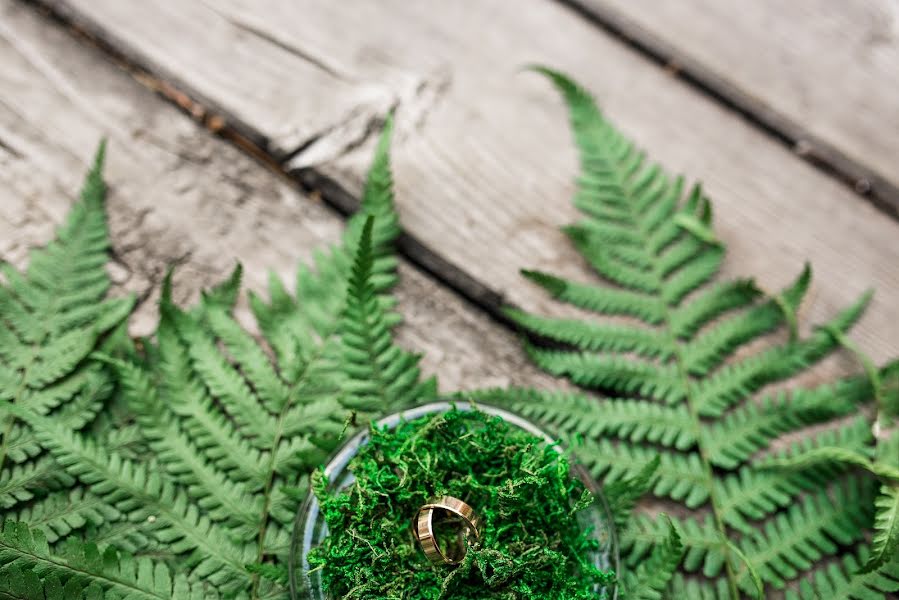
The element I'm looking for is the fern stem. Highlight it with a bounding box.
[250,343,328,599]
[610,154,742,599]
[667,330,741,599]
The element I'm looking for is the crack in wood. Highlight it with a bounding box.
[197,0,354,84]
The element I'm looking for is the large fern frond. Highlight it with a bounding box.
[2,126,433,599]
[478,67,892,597]
[0,142,133,543]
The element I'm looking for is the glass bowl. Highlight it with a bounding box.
[288,401,620,599]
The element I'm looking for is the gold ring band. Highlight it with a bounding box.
[413,496,481,565]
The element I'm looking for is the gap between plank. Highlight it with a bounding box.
[556,0,899,221]
[22,0,522,332]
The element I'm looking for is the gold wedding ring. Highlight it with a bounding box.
[413,496,481,565]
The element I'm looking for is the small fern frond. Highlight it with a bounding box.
[250,115,402,355]
[622,515,684,599]
[862,485,899,574]
[622,513,725,575]
[603,456,659,532]
[339,217,436,413]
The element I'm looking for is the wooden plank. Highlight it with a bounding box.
[30,0,899,368]
[564,0,899,215]
[0,0,557,392]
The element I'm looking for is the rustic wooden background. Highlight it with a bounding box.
[1,0,897,399]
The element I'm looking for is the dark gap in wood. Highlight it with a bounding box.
[22,0,273,157]
[291,168,517,328]
[19,0,531,336]
[556,0,899,221]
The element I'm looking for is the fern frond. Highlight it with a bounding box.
[622,515,684,599]
[0,142,133,517]
[788,547,899,599]
[578,439,709,507]
[339,217,436,412]
[490,68,888,597]
[622,513,724,575]
[718,418,874,531]
[250,115,402,356]
[862,485,899,573]
[735,477,874,590]
[12,406,252,591]
[603,456,659,532]
[0,520,215,599]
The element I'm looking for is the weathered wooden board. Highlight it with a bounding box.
[0,0,557,392]
[570,0,899,210]
[34,0,899,370]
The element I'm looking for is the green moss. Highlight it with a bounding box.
[309,407,616,599]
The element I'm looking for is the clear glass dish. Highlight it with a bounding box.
[288,401,620,599]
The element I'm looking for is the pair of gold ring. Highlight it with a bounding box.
[413,496,481,565]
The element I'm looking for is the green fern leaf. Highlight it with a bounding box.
[340,216,436,412]
[479,67,891,597]
[603,456,659,532]
[787,547,899,599]
[250,115,401,361]
[0,125,432,599]
[734,477,874,590]
[520,269,665,324]
[466,387,695,449]
[862,485,899,574]
[0,520,214,599]
[623,515,685,599]
[0,142,133,547]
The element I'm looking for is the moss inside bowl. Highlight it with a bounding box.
[291,402,617,599]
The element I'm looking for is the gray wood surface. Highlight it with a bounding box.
[0,0,557,393]
[35,0,899,370]
[573,0,899,209]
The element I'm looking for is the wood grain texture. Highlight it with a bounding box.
[0,0,557,393]
[569,0,899,213]
[33,0,899,370]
